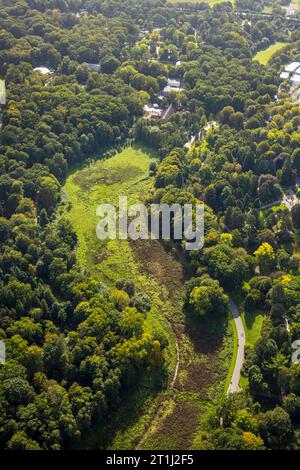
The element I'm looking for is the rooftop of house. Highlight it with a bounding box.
[291,73,300,84]
[76,9,88,17]
[33,66,54,75]
[83,63,101,71]
[163,85,183,94]
[163,79,183,94]
[203,121,218,132]
[280,71,290,80]
[144,103,163,119]
[284,62,300,73]
[167,78,181,88]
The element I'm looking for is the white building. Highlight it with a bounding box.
[76,9,87,18]
[184,135,196,150]
[285,7,296,17]
[280,71,290,80]
[279,63,300,83]
[201,121,218,138]
[83,63,101,72]
[284,62,300,73]
[291,73,300,85]
[33,66,54,75]
[185,121,218,149]
[163,78,183,94]
[168,78,181,88]
[144,103,163,119]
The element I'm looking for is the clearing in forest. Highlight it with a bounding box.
[62,146,235,450]
[254,42,287,65]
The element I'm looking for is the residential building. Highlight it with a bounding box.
[83,63,101,72]
[33,66,54,75]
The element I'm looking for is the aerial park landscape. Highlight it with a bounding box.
[0,0,300,459]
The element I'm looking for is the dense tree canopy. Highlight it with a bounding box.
[0,0,300,452]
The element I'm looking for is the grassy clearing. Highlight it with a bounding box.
[239,309,265,389]
[287,1,300,11]
[62,146,156,281]
[63,145,235,449]
[263,6,272,13]
[254,42,287,65]
[259,203,287,226]
[242,310,265,347]
[174,314,233,401]
[271,203,287,213]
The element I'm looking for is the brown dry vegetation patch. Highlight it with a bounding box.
[185,322,224,355]
[92,248,108,265]
[130,239,186,298]
[151,402,200,450]
[183,364,215,398]
[144,401,201,450]
[175,358,219,397]
[174,322,225,395]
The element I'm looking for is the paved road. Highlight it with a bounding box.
[227,300,246,395]
[170,338,180,389]
[260,190,300,212]
[283,191,299,211]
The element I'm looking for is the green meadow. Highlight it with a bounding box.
[239,310,265,389]
[254,42,287,65]
[242,310,265,347]
[62,146,155,282]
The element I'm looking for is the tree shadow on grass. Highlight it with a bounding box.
[73,371,165,450]
[244,309,256,332]
[184,309,229,355]
[175,310,230,396]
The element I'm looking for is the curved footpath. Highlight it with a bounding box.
[227,300,246,395]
